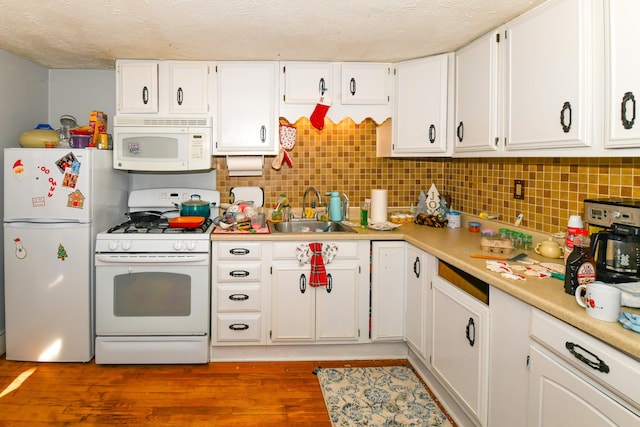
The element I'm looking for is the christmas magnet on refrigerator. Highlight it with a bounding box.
[14,238,27,259]
[57,244,68,261]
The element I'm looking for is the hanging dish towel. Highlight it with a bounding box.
[296,243,339,287]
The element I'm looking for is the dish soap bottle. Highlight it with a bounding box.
[326,192,342,222]
[564,229,596,295]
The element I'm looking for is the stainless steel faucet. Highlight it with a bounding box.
[302,187,323,218]
[341,193,349,221]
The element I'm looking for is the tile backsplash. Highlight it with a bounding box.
[216,118,640,234]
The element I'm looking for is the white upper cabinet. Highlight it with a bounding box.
[340,63,390,104]
[605,0,640,148]
[386,54,452,157]
[281,62,333,104]
[215,62,279,155]
[503,0,602,153]
[116,60,211,115]
[453,29,503,156]
[117,60,159,114]
[167,62,211,114]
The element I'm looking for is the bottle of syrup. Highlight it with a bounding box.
[564,229,596,295]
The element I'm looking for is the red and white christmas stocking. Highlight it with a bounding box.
[310,102,330,130]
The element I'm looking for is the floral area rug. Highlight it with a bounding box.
[317,366,453,427]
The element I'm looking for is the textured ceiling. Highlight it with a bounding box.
[0,0,543,69]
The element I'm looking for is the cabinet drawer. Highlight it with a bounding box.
[530,309,640,410]
[272,241,361,260]
[216,242,262,260]
[216,314,262,342]
[217,262,262,282]
[216,285,261,312]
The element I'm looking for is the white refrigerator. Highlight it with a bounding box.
[3,148,128,361]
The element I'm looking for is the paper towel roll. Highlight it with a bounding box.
[370,189,388,223]
[226,156,264,176]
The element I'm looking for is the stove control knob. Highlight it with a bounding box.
[173,241,185,251]
[185,240,197,251]
[108,241,119,251]
[121,240,132,251]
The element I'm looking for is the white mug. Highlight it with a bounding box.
[575,282,621,322]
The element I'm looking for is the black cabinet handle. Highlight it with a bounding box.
[260,125,267,143]
[319,78,327,96]
[177,87,183,105]
[349,78,356,96]
[229,248,250,256]
[560,101,572,133]
[466,317,476,347]
[456,121,464,142]
[142,86,149,105]
[229,294,249,301]
[428,124,436,144]
[326,274,333,293]
[229,270,250,278]
[413,256,421,278]
[299,273,307,294]
[565,342,610,373]
[621,91,636,130]
[229,323,249,331]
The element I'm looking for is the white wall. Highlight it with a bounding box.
[48,69,116,133]
[0,50,49,354]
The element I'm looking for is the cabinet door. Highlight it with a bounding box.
[316,262,360,341]
[215,62,278,155]
[282,62,333,104]
[371,241,405,341]
[528,345,640,426]
[270,263,315,342]
[341,63,390,104]
[405,244,426,356]
[606,0,640,148]
[116,60,159,114]
[432,275,489,426]
[505,0,595,151]
[394,55,450,156]
[454,30,502,155]
[168,62,210,114]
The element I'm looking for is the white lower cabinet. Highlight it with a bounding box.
[488,286,531,427]
[270,241,369,344]
[404,244,432,359]
[431,270,489,426]
[211,241,270,345]
[528,309,640,426]
[371,241,405,341]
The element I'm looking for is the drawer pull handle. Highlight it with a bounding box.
[319,78,327,96]
[622,91,636,129]
[560,101,572,133]
[456,121,464,142]
[565,342,610,373]
[142,86,149,105]
[230,270,250,278]
[229,323,249,331]
[229,248,250,256]
[177,87,184,105]
[326,274,333,293]
[349,77,356,96]
[413,256,421,278]
[466,317,476,347]
[229,293,249,301]
[300,273,307,294]
[428,124,436,144]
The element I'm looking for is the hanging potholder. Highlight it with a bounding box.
[279,124,297,150]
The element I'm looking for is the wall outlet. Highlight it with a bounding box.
[514,180,524,199]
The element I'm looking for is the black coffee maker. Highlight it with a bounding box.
[590,222,640,283]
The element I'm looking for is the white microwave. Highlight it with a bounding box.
[113,116,213,171]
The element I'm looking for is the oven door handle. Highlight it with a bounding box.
[95,254,210,263]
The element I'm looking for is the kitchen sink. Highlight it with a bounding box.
[270,220,356,233]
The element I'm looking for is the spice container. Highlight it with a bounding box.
[446,211,461,228]
[468,221,481,232]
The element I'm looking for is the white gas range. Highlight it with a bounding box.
[94,188,219,364]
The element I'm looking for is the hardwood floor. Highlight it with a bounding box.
[0,357,414,426]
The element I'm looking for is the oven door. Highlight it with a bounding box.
[95,253,210,336]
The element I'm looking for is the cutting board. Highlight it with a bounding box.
[229,186,264,207]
